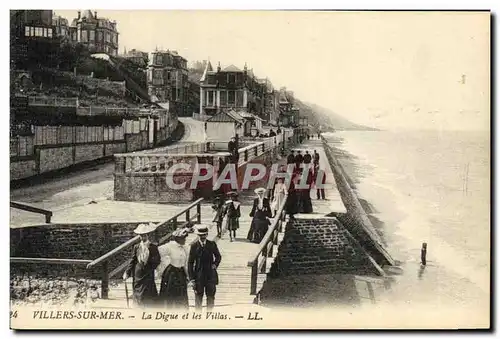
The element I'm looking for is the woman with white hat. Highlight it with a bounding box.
[123,222,161,308]
[157,228,190,310]
[247,187,272,243]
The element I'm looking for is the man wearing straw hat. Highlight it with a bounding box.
[188,225,222,311]
[123,222,161,308]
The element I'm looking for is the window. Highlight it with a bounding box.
[228,73,236,84]
[154,54,162,65]
[35,27,42,37]
[207,74,216,85]
[48,28,52,38]
[220,91,227,105]
[106,32,110,42]
[81,30,88,42]
[236,91,244,107]
[228,91,235,105]
[206,91,214,106]
[25,26,30,36]
[153,69,162,79]
[89,30,95,41]
[97,31,102,41]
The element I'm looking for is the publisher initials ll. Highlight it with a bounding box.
[247,312,262,320]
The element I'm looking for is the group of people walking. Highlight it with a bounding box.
[211,187,275,244]
[123,223,221,311]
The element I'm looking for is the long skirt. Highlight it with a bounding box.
[132,269,158,308]
[159,265,188,310]
[228,217,239,231]
[247,217,270,243]
[285,191,298,215]
[298,190,313,213]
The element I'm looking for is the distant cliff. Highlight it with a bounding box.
[296,100,378,131]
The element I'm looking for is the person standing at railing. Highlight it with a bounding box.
[247,188,272,243]
[123,223,161,308]
[188,225,222,311]
[157,228,189,310]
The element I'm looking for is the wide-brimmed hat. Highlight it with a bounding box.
[195,225,209,236]
[134,222,157,235]
[227,191,238,197]
[172,228,189,239]
[254,187,266,194]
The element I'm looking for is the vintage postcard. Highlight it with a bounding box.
[9,9,490,330]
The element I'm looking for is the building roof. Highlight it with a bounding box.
[200,61,214,82]
[223,64,242,72]
[206,110,245,123]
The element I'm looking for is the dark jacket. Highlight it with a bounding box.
[249,198,272,219]
[303,153,312,164]
[125,242,161,305]
[188,240,222,286]
[313,152,320,163]
[295,154,304,165]
[286,154,295,164]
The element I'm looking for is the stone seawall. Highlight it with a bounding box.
[10,219,180,279]
[11,125,176,182]
[322,141,394,266]
[268,217,383,277]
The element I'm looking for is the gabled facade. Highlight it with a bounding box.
[147,49,189,116]
[199,61,265,118]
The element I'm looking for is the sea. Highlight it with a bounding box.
[324,129,490,318]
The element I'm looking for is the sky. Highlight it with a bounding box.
[55,10,490,131]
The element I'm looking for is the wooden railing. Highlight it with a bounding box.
[114,129,293,175]
[10,257,92,265]
[76,106,168,117]
[247,196,288,295]
[86,198,203,299]
[10,201,53,223]
[26,96,78,107]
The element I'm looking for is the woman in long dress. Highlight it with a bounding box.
[157,228,189,310]
[248,188,272,243]
[123,222,161,308]
[271,178,287,218]
[224,191,241,242]
[285,172,299,219]
[212,195,224,238]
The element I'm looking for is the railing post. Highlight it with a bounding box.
[172,217,178,230]
[101,261,109,299]
[254,146,258,157]
[260,252,267,274]
[244,150,248,162]
[196,202,202,224]
[250,262,257,295]
[186,208,190,224]
[45,212,52,224]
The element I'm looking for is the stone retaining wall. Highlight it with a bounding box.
[268,217,382,278]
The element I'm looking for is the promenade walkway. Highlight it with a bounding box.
[90,138,347,310]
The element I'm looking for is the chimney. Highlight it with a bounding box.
[94,11,97,18]
[77,11,81,19]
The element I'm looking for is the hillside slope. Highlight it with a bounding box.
[298,101,378,131]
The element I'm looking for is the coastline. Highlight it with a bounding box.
[323,131,489,317]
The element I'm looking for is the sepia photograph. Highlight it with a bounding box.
[8,7,491,330]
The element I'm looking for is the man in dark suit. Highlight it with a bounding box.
[227,136,238,163]
[313,150,320,166]
[295,150,304,170]
[303,150,312,164]
[286,150,295,165]
[188,225,222,311]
